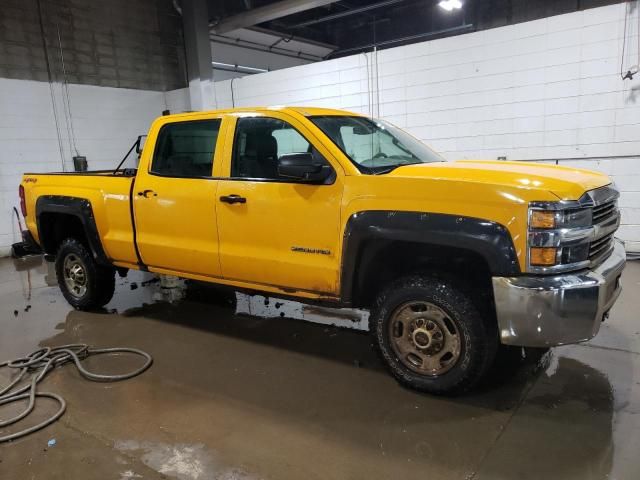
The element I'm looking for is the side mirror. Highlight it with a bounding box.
[278,153,331,183]
[136,135,147,155]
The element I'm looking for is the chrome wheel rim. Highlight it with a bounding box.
[388,301,461,376]
[63,254,87,298]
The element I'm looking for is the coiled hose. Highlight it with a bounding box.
[0,344,152,443]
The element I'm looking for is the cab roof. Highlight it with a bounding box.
[162,106,365,120]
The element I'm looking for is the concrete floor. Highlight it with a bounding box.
[1,256,639,480]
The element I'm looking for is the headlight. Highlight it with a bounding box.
[527,203,593,273]
[528,186,620,274]
[529,210,557,229]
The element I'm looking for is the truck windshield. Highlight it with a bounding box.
[309,116,444,174]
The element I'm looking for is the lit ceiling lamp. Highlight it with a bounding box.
[439,0,462,11]
[211,61,268,74]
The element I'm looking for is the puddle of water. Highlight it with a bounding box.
[5,256,640,480]
[236,293,369,331]
[9,254,369,331]
[115,440,260,480]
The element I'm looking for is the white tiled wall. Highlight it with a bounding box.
[0,78,186,256]
[213,3,640,252]
[1,4,639,255]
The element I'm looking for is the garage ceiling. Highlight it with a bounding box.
[207,0,624,59]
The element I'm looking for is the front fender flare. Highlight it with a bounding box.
[340,211,520,305]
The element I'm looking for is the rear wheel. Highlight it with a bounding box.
[55,238,115,310]
[371,276,497,395]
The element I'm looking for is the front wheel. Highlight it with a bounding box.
[55,238,115,310]
[371,276,497,395]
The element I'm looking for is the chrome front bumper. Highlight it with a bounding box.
[492,239,626,347]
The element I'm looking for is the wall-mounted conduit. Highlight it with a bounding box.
[36,0,66,172]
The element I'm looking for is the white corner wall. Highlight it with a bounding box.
[0,79,189,256]
[1,3,638,255]
[213,3,640,252]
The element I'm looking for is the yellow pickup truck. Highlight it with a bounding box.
[14,106,626,394]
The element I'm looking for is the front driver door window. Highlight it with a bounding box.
[231,117,328,179]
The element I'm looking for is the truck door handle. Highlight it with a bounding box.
[220,194,246,204]
[137,189,157,198]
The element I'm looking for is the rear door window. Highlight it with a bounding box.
[151,119,221,177]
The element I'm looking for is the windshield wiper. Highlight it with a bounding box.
[391,137,418,158]
[372,162,423,175]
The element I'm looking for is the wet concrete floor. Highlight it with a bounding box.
[1,255,639,479]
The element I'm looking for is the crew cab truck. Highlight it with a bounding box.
[14,107,626,394]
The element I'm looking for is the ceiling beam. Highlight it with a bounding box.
[248,26,338,51]
[291,0,408,28]
[211,0,338,34]
[209,33,326,62]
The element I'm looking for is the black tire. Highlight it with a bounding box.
[55,238,115,310]
[371,275,498,395]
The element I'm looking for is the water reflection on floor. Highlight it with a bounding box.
[1,256,639,479]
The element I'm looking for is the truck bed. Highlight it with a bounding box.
[21,170,138,265]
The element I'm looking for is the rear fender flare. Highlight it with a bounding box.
[35,195,110,266]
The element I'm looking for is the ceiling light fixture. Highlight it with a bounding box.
[438,0,462,11]
[211,61,268,74]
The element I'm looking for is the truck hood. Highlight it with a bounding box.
[388,160,611,200]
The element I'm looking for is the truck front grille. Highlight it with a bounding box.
[592,200,617,225]
[587,186,620,267]
[589,232,614,263]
